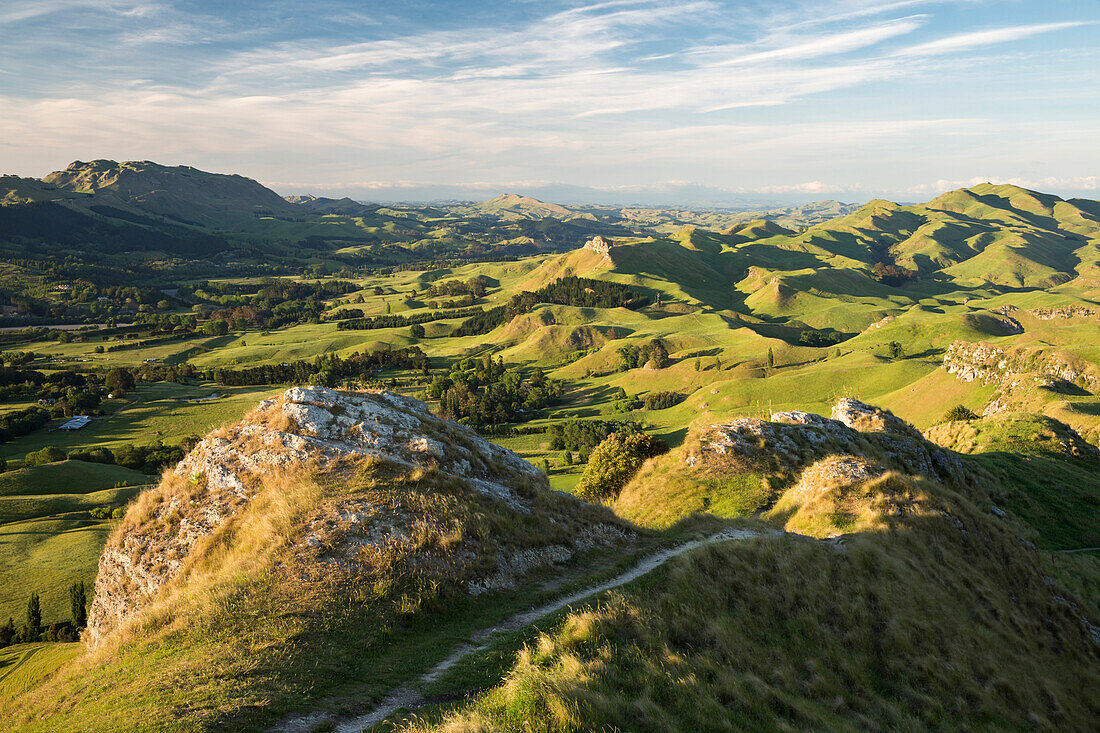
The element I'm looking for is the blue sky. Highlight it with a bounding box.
[0,0,1097,203]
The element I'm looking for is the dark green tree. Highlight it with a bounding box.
[26,592,41,641]
[25,446,66,467]
[410,323,426,339]
[201,318,230,337]
[0,617,14,646]
[106,367,135,395]
[70,580,87,628]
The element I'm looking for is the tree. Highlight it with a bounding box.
[562,450,573,466]
[0,617,14,646]
[410,323,426,339]
[25,592,41,641]
[202,319,230,337]
[647,339,670,369]
[106,367,135,395]
[767,347,775,368]
[308,368,338,388]
[576,433,668,502]
[69,580,87,628]
[887,341,904,360]
[539,458,551,474]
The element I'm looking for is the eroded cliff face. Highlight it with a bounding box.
[86,387,628,648]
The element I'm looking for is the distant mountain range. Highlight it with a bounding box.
[2,161,1096,304]
[0,159,860,268]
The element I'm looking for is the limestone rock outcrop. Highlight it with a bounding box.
[86,388,627,648]
[687,398,963,491]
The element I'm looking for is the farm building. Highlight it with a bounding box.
[59,415,92,431]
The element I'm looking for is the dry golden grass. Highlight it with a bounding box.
[0,452,631,732]
[410,474,1100,732]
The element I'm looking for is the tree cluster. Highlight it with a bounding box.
[871,261,918,287]
[336,306,482,331]
[797,330,844,347]
[642,391,683,410]
[0,406,51,443]
[426,356,563,425]
[208,346,429,387]
[425,276,489,299]
[547,419,640,452]
[0,581,87,648]
[453,277,649,337]
[617,339,670,371]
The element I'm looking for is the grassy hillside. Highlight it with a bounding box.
[0,461,148,497]
[0,181,1097,730]
[403,409,1100,731]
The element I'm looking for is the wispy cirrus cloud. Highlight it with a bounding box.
[0,0,1096,201]
[892,21,1091,57]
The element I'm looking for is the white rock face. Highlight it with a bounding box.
[688,399,962,489]
[831,398,920,438]
[84,388,574,648]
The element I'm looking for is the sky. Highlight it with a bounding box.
[0,0,1098,204]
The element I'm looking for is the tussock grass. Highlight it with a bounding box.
[0,454,631,731]
[614,450,773,529]
[769,470,939,538]
[410,474,1100,732]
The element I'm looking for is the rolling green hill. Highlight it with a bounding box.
[0,171,1099,731]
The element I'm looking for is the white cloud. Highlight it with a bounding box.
[704,17,925,67]
[909,175,1099,196]
[892,21,1090,57]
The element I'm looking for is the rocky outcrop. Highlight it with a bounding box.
[86,388,627,648]
[831,397,923,439]
[944,341,1095,390]
[943,340,1097,417]
[1028,305,1098,320]
[583,235,612,262]
[686,399,963,489]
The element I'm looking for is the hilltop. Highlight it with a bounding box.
[3,387,633,730]
[44,160,295,228]
[409,399,1100,731]
[460,193,576,220]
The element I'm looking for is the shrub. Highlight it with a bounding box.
[576,433,668,502]
[25,446,66,466]
[68,447,115,464]
[942,404,979,422]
